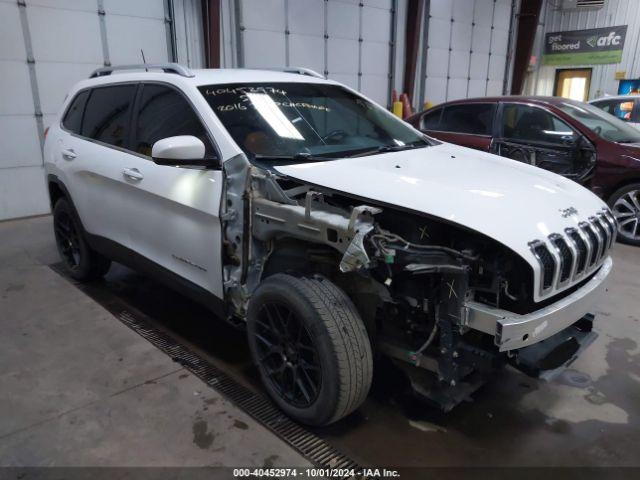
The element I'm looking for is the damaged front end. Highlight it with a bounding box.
[220,155,609,411]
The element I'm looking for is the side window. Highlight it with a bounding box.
[134,84,213,156]
[421,108,442,130]
[593,99,635,122]
[439,104,495,135]
[501,104,577,145]
[81,85,136,148]
[62,90,89,134]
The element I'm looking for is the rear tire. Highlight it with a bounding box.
[608,183,640,246]
[247,274,373,426]
[53,198,111,281]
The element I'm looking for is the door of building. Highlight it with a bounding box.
[554,69,592,102]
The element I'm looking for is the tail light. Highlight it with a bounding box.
[44,126,49,139]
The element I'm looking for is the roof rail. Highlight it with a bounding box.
[89,63,195,79]
[279,67,325,79]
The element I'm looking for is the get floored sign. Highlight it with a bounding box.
[543,26,627,66]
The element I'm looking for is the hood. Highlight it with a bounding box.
[274,143,609,292]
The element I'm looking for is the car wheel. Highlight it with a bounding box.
[53,198,111,280]
[609,183,640,246]
[247,273,373,426]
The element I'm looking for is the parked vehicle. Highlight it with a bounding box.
[407,97,640,245]
[46,65,615,425]
[590,94,640,130]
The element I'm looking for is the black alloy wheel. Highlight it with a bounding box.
[253,302,322,408]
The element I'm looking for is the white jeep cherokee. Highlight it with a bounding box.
[45,64,615,426]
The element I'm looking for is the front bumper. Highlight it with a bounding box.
[464,256,613,351]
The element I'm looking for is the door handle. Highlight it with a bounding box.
[61,148,76,160]
[122,167,144,181]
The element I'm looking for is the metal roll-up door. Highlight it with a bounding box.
[235,0,397,106]
[422,0,514,105]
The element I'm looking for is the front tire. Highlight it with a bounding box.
[609,183,640,246]
[247,274,373,426]
[53,198,111,281]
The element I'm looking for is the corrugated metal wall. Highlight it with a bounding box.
[528,0,640,99]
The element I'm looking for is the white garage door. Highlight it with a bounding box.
[235,0,396,106]
[422,0,514,105]
[0,0,171,220]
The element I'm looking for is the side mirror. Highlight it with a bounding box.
[151,135,216,167]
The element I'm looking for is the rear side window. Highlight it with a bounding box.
[134,84,213,156]
[82,85,136,148]
[421,108,442,130]
[62,90,89,134]
[439,104,496,135]
[592,99,636,122]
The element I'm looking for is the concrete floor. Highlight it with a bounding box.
[1,214,639,469]
[0,215,309,467]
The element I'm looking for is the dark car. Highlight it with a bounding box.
[407,96,640,245]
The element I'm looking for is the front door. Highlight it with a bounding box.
[121,82,224,298]
[491,102,596,183]
[554,68,592,102]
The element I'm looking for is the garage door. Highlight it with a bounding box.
[422,0,514,105]
[235,0,397,107]
[0,0,171,220]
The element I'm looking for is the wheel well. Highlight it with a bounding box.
[605,177,640,202]
[260,237,381,338]
[48,180,66,208]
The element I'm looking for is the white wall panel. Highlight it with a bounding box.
[243,29,286,68]
[107,16,168,64]
[0,167,49,220]
[288,0,324,36]
[362,7,391,43]
[327,37,359,74]
[104,0,165,19]
[361,74,388,104]
[0,117,42,169]
[361,42,389,76]
[0,2,26,61]
[27,7,103,64]
[289,34,325,74]
[242,0,285,31]
[0,64,33,115]
[327,1,359,39]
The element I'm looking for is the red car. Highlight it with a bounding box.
[407,96,640,245]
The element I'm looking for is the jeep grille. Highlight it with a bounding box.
[529,208,616,299]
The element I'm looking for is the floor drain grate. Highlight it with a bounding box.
[50,264,361,472]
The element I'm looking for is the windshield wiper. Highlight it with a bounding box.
[252,152,333,162]
[344,141,428,158]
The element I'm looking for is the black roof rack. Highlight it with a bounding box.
[89,63,195,79]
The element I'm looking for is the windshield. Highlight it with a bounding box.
[558,101,640,144]
[198,82,430,161]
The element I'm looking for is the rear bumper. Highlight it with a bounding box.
[464,256,613,351]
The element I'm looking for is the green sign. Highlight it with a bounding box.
[543,26,627,66]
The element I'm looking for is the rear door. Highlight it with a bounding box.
[61,83,138,247]
[418,103,496,151]
[121,82,224,297]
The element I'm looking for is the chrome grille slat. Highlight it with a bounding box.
[531,209,614,299]
[588,216,606,264]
